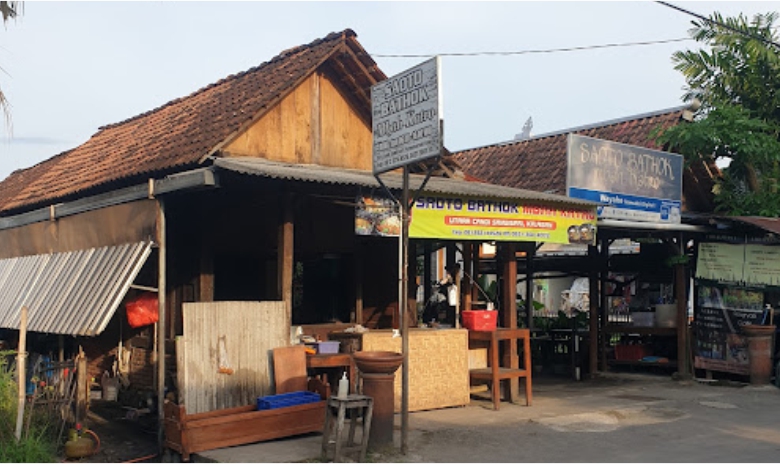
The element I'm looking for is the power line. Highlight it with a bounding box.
[656,1,780,49]
[371,37,691,58]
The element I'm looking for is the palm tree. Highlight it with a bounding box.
[1,1,22,129]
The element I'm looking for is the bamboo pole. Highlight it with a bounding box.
[14,306,28,441]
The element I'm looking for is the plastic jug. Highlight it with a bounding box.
[337,372,349,398]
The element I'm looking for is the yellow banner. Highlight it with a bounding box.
[409,194,597,244]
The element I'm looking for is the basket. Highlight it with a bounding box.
[462,310,497,331]
[256,391,321,410]
[614,344,649,361]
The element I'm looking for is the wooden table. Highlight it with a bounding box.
[306,353,356,394]
[468,328,532,410]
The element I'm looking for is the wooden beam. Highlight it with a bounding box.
[278,194,295,323]
[311,72,322,165]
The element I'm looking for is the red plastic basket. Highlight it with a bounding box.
[614,344,649,361]
[462,310,498,331]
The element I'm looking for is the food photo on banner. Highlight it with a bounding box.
[355,192,401,237]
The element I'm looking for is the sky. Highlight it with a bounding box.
[0,1,776,181]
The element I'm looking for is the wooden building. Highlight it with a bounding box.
[0,29,596,419]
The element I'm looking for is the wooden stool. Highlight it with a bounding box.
[321,394,373,462]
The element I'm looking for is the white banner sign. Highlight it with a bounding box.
[371,57,442,174]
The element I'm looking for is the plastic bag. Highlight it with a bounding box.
[125,292,159,328]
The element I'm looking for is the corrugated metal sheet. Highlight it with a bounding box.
[214,157,598,208]
[0,242,152,336]
[731,216,780,236]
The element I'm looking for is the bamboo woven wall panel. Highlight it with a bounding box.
[179,301,289,414]
[361,329,470,412]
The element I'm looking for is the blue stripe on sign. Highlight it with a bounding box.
[568,187,680,213]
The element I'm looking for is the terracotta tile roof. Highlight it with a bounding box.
[454,107,718,212]
[454,108,690,196]
[0,29,380,214]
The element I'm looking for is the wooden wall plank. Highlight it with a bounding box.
[221,73,372,171]
[319,76,372,170]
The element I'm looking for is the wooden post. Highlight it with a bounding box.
[157,198,167,451]
[355,243,363,325]
[675,235,689,378]
[588,244,600,378]
[423,243,432,307]
[14,306,28,441]
[524,242,535,330]
[463,243,472,313]
[599,237,609,372]
[58,334,64,362]
[501,243,519,401]
[472,244,481,303]
[278,193,295,323]
[199,237,214,302]
[76,347,87,426]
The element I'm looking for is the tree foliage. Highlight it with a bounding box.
[656,12,780,216]
[1,1,22,130]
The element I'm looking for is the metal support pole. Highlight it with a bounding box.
[401,166,410,454]
[157,198,167,452]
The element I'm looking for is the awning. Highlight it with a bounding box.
[0,242,152,336]
[598,218,709,233]
[214,157,598,209]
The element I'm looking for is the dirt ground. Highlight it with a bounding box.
[70,400,160,463]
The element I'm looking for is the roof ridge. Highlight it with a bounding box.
[96,29,354,132]
[455,105,687,155]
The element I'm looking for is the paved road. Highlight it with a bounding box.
[197,373,780,463]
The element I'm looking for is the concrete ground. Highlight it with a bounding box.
[195,373,780,463]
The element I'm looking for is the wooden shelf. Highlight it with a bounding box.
[604,325,677,336]
[608,359,678,368]
[470,367,530,381]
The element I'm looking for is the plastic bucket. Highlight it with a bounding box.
[655,304,677,328]
[103,384,118,401]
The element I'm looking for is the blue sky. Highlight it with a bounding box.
[0,1,775,180]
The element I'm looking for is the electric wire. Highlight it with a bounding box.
[371,37,692,58]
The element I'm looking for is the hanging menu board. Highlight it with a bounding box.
[697,242,780,287]
[696,242,745,284]
[744,245,780,287]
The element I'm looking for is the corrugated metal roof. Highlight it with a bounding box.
[731,216,780,236]
[0,242,152,336]
[214,157,598,208]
